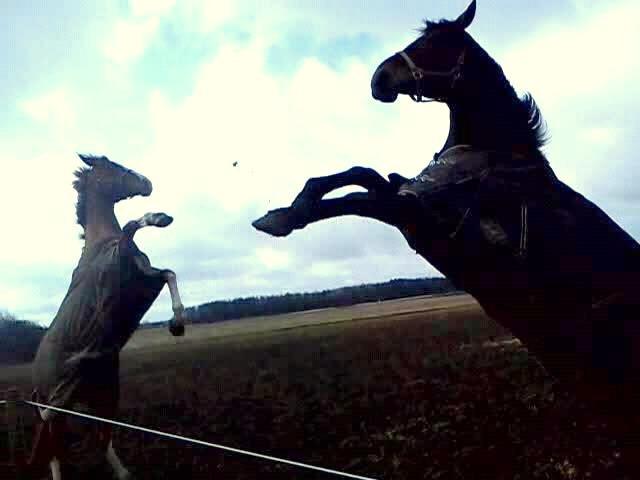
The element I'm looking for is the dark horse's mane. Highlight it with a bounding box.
[421,19,550,156]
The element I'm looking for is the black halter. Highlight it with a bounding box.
[396,49,466,102]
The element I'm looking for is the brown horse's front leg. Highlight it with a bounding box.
[129,258,187,337]
[122,212,173,239]
[252,167,400,236]
[164,270,186,337]
[122,213,186,336]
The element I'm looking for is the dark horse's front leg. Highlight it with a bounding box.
[252,167,414,236]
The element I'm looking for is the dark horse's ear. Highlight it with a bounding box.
[454,0,476,30]
[78,153,108,167]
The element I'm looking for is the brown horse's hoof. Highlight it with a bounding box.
[169,321,185,337]
[145,212,173,227]
[252,208,298,237]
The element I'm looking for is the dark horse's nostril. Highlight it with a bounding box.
[371,64,399,102]
[371,66,390,92]
[143,179,153,196]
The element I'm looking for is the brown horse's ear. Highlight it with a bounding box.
[454,0,476,30]
[78,153,108,167]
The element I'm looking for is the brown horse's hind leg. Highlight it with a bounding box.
[28,408,65,480]
[164,270,186,336]
[106,440,133,480]
[27,419,56,478]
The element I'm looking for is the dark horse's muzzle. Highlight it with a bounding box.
[371,55,400,103]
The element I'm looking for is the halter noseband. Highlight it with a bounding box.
[396,49,466,103]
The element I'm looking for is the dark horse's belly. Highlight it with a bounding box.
[488,182,640,387]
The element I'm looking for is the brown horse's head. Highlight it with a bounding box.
[75,154,152,202]
[73,154,153,237]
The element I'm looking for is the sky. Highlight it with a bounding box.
[1,0,639,325]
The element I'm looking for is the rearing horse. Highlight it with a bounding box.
[30,154,186,479]
[254,0,640,409]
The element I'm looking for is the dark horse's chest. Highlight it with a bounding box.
[399,150,635,290]
[397,150,548,270]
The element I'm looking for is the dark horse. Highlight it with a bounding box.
[254,0,640,412]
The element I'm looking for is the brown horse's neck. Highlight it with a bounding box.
[83,192,122,247]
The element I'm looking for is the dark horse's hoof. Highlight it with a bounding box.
[252,208,298,237]
[169,321,185,337]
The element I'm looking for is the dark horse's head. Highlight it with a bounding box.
[371,1,477,103]
[371,0,548,154]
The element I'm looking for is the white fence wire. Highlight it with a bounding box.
[1,398,378,480]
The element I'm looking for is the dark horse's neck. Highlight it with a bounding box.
[438,48,548,164]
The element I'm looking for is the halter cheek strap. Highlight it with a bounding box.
[396,49,466,103]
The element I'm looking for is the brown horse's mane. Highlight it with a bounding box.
[72,166,91,239]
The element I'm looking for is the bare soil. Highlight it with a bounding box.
[1,294,636,479]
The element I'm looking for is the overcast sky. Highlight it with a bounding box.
[1,0,638,325]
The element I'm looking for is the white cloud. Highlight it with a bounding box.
[161,0,236,34]
[113,33,447,320]
[495,0,640,201]
[124,0,639,324]
[125,34,447,230]
[0,284,28,312]
[197,0,235,32]
[4,0,640,325]
[130,0,176,17]
[309,261,345,278]
[578,126,619,147]
[0,149,81,267]
[20,89,76,127]
[501,0,640,110]
[255,247,291,270]
[103,17,160,65]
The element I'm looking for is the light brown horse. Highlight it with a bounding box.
[29,154,186,479]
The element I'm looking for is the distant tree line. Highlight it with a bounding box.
[1,277,460,364]
[0,310,46,365]
[162,277,460,326]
